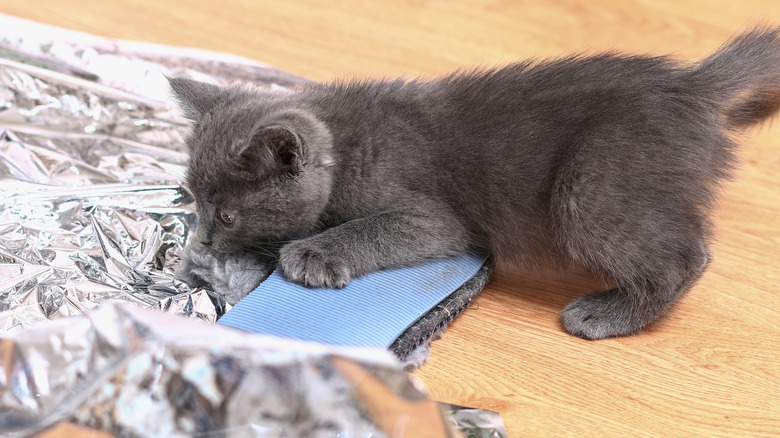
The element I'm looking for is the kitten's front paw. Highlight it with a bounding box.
[279,239,353,288]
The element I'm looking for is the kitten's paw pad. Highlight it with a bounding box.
[561,291,643,340]
[279,241,352,288]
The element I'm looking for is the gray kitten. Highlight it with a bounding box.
[172,27,780,340]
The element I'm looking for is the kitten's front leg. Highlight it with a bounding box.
[279,206,468,288]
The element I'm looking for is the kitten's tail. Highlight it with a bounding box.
[688,25,780,129]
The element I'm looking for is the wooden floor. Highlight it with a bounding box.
[3,1,778,436]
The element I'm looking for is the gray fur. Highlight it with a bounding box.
[176,241,273,305]
[400,328,445,371]
[172,27,780,340]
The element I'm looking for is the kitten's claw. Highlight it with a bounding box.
[279,240,353,288]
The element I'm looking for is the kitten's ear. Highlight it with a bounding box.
[241,126,303,175]
[168,77,221,120]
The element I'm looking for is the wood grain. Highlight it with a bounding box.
[1,1,778,436]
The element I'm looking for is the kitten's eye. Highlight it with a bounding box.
[216,209,236,226]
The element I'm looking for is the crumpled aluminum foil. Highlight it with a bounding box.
[0,15,305,334]
[0,16,508,437]
[1,302,451,437]
[0,58,214,330]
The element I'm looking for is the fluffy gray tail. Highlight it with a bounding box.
[689,26,780,128]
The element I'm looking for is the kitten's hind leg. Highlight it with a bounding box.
[555,197,713,339]
[561,249,709,339]
[552,143,714,339]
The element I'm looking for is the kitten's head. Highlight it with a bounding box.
[170,78,334,253]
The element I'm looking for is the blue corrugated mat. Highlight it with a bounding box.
[218,253,487,348]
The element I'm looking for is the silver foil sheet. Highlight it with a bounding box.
[1,302,449,437]
[0,15,305,333]
[0,15,507,437]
